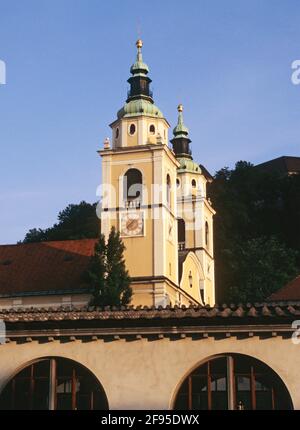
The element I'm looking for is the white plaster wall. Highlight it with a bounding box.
[0,335,298,410]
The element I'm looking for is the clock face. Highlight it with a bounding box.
[120,211,144,237]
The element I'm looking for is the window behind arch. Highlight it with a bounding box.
[124,168,143,206]
[0,357,108,410]
[174,354,293,410]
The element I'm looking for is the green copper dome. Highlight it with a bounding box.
[173,104,189,138]
[117,99,163,119]
[177,157,202,173]
[170,105,193,159]
[130,39,149,76]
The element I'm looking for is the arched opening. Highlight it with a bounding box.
[129,123,136,135]
[0,357,108,410]
[191,179,197,188]
[174,354,292,410]
[178,218,185,250]
[123,168,143,208]
[149,124,155,135]
[166,174,171,208]
[115,128,119,139]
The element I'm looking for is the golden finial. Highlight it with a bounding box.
[177,104,183,112]
[136,39,143,49]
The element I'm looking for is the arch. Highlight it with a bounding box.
[123,168,143,206]
[172,353,293,410]
[149,124,155,135]
[0,356,109,410]
[191,179,197,188]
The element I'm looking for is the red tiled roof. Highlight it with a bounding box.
[268,275,300,301]
[0,239,98,296]
[1,303,299,324]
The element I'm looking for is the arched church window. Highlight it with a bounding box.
[124,168,143,207]
[115,128,119,139]
[176,178,180,188]
[205,221,209,247]
[0,357,108,410]
[178,218,185,250]
[174,354,292,410]
[149,124,155,135]
[129,124,136,135]
[166,174,171,208]
[192,179,197,188]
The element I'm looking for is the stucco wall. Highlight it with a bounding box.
[0,335,298,409]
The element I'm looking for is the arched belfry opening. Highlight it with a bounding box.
[0,357,109,410]
[123,168,143,208]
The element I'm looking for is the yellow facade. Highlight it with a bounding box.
[99,40,215,307]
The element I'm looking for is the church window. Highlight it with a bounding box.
[129,123,136,135]
[149,124,155,135]
[176,178,180,188]
[115,128,119,139]
[192,179,197,188]
[178,218,185,250]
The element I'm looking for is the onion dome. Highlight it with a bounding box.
[170,105,192,159]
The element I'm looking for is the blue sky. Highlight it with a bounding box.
[0,0,299,244]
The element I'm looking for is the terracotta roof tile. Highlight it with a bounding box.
[0,239,97,296]
[268,276,300,301]
[0,303,299,324]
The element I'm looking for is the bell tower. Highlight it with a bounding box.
[171,105,216,305]
[99,41,185,307]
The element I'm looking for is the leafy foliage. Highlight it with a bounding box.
[227,237,298,302]
[23,201,100,243]
[209,162,300,302]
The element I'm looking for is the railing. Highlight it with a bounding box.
[125,200,141,209]
[178,242,186,251]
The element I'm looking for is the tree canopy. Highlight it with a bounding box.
[208,161,300,302]
[23,201,100,243]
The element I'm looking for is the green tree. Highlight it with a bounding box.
[209,162,300,302]
[228,237,299,303]
[86,227,132,307]
[23,201,100,243]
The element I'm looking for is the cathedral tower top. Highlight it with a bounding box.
[170,104,192,159]
[117,40,164,121]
